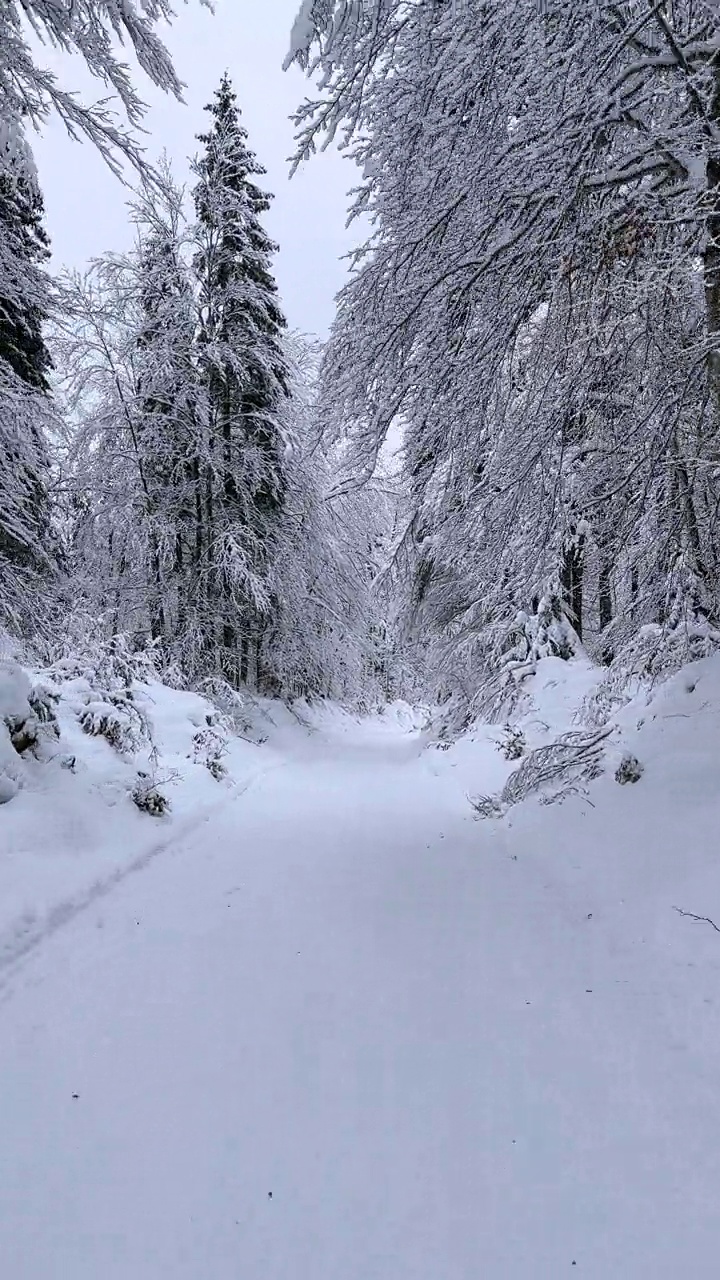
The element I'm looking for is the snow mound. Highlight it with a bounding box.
[425,651,720,993]
[427,651,720,816]
[413,653,720,1116]
[0,658,285,971]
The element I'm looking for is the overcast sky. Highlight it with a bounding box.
[32,0,357,337]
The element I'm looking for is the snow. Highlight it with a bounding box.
[3,658,720,1273]
[283,0,318,70]
[0,664,285,970]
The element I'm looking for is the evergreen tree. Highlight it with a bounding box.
[0,123,55,626]
[0,145,51,391]
[191,73,290,688]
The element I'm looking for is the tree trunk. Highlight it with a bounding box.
[239,635,249,686]
[220,376,237,678]
[148,530,166,643]
[598,560,613,664]
[561,532,585,640]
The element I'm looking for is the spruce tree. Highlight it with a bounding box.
[191,73,289,687]
[0,126,55,623]
[0,155,51,391]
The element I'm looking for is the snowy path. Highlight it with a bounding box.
[1,717,719,1278]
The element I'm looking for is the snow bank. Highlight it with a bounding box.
[0,659,287,970]
[426,649,720,820]
[424,652,720,1072]
[421,655,604,803]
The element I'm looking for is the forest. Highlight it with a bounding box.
[3,6,720,1273]
[3,0,720,722]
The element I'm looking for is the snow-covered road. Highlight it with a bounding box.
[1,715,719,1278]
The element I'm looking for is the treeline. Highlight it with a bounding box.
[0,4,395,704]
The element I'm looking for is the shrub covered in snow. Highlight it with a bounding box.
[0,661,62,802]
[498,725,526,760]
[131,774,172,817]
[582,604,720,731]
[43,632,167,693]
[505,594,579,668]
[78,692,150,755]
[0,662,59,754]
[196,676,271,743]
[192,724,228,781]
[0,642,253,815]
[615,752,644,785]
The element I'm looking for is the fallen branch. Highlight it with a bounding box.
[471,726,613,819]
[673,906,720,934]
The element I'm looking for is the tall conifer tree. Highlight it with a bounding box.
[0,126,55,622]
[191,73,289,687]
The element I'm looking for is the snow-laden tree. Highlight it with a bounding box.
[57,176,201,657]
[191,74,291,688]
[133,182,201,651]
[260,333,402,705]
[0,138,51,393]
[57,157,385,703]
[288,0,720,712]
[0,121,57,634]
[0,0,212,644]
[0,0,209,176]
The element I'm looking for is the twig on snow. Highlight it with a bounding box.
[673,906,720,934]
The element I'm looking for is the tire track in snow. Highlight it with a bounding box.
[0,759,287,993]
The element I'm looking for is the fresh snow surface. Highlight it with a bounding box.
[0,671,285,970]
[2,661,720,1275]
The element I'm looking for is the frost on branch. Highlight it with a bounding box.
[0,0,212,178]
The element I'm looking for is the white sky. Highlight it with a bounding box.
[31,0,358,337]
